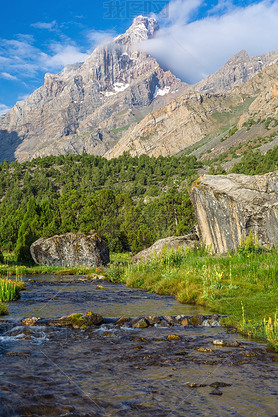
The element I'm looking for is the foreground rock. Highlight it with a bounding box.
[48,312,104,329]
[30,232,110,267]
[132,235,197,263]
[21,314,223,329]
[190,172,278,253]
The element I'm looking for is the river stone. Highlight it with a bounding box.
[48,312,104,328]
[213,339,225,346]
[132,318,149,328]
[190,315,204,326]
[210,382,232,388]
[30,232,110,267]
[132,235,197,263]
[213,339,240,347]
[163,315,176,325]
[167,334,181,341]
[116,316,130,326]
[21,317,40,326]
[181,318,189,326]
[190,172,278,253]
[145,315,161,325]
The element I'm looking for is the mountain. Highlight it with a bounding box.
[0,16,183,162]
[186,49,278,93]
[106,57,278,160]
[1,15,278,163]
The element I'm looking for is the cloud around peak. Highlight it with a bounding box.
[141,0,278,84]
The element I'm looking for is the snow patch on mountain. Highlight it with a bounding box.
[104,83,130,97]
[154,86,170,98]
[114,82,129,92]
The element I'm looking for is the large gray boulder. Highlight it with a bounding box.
[30,232,110,267]
[132,235,197,263]
[190,172,278,253]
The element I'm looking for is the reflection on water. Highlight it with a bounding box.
[0,275,277,417]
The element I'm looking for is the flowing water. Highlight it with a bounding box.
[0,276,277,417]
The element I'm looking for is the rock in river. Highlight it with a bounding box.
[30,232,110,267]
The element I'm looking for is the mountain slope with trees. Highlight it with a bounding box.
[0,147,277,262]
[0,153,198,260]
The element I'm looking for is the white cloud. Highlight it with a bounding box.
[141,0,278,83]
[0,104,10,116]
[160,0,202,23]
[0,72,18,80]
[31,21,57,30]
[87,29,117,48]
[0,35,90,79]
[39,43,89,68]
[0,24,120,84]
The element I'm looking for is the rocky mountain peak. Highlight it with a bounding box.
[127,15,159,40]
[0,15,182,162]
[226,49,249,64]
[188,49,278,93]
[110,15,158,51]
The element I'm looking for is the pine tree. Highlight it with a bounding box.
[14,198,40,262]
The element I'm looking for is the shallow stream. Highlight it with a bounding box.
[0,276,277,417]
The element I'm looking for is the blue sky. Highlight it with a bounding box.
[0,0,277,114]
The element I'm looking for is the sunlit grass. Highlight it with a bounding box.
[107,244,278,350]
[0,278,25,302]
[264,314,278,352]
[0,263,102,277]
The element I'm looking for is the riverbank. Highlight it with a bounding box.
[1,277,277,417]
[1,247,278,350]
[107,246,278,351]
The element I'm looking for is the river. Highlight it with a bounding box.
[0,275,277,417]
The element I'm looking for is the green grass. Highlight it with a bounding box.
[107,244,278,351]
[0,278,25,302]
[0,302,8,315]
[0,262,101,278]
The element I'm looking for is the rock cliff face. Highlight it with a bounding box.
[190,61,278,169]
[105,92,235,158]
[30,232,110,267]
[187,50,278,93]
[0,16,183,162]
[107,59,278,159]
[190,173,278,253]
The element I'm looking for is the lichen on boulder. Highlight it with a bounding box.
[30,231,110,267]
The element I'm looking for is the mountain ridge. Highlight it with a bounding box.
[1,16,278,163]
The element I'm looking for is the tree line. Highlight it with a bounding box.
[0,153,198,261]
[1,146,276,262]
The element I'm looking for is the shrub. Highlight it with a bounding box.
[237,232,263,256]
